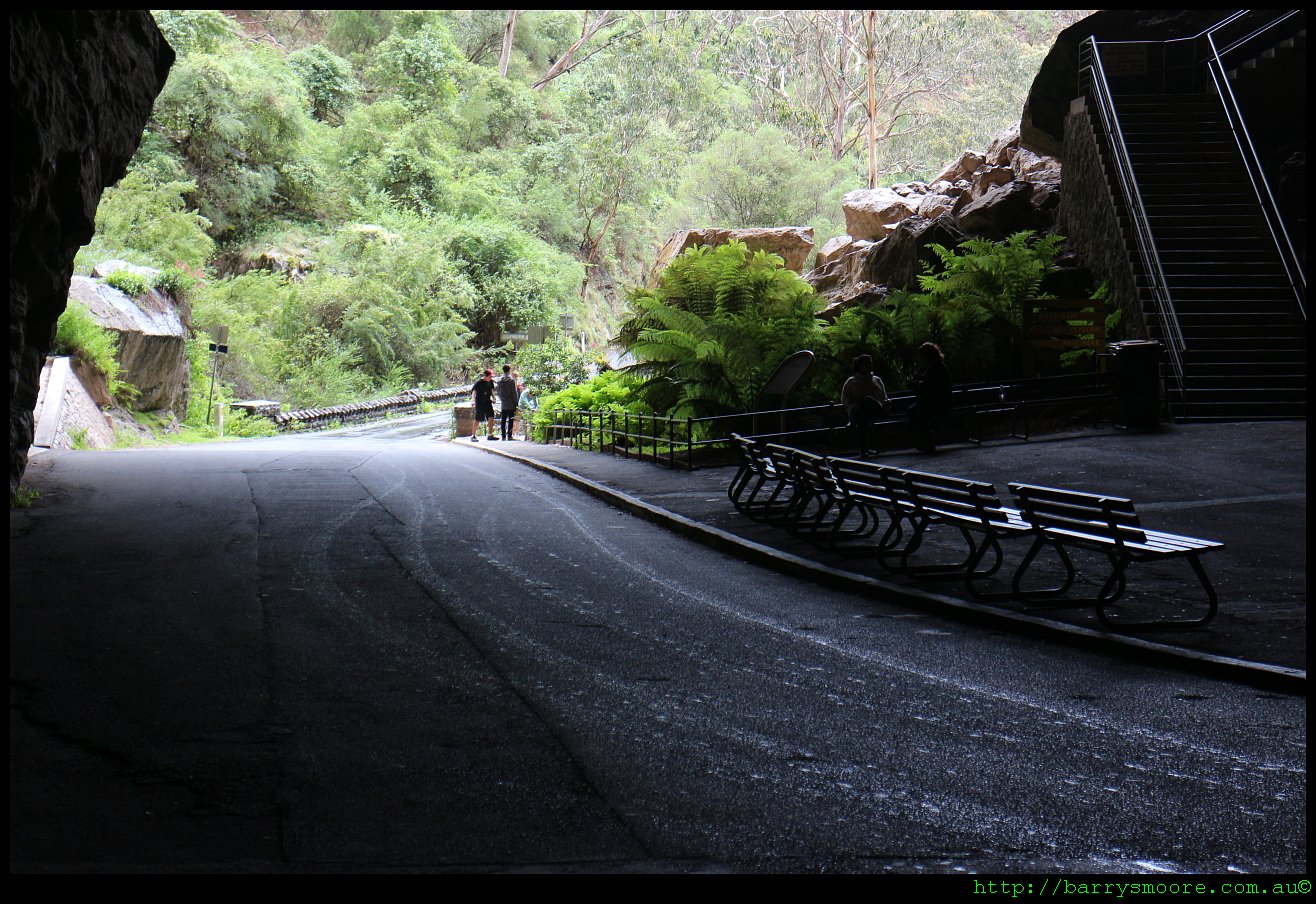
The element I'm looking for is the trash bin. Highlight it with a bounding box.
[453,404,474,439]
[1108,340,1163,430]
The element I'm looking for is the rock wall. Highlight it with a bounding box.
[71,271,190,415]
[8,11,173,496]
[806,125,1064,314]
[1055,101,1148,341]
[650,227,815,284]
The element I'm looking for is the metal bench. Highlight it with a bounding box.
[822,457,914,557]
[775,448,882,546]
[1008,483,1222,628]
[728,435,797,521]
[885,467,1036,596]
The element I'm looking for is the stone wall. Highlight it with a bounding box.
[1055,100,1147,342]
[8,12,173,496]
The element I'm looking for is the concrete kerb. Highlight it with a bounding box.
[471,441,1305,695]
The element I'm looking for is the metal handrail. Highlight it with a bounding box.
[1080,11,1306,320]
[1079,38,1189,405]
[1203,10,1306,316]
[540,371,1123,469]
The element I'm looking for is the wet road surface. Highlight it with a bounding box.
[10,429,1307,873]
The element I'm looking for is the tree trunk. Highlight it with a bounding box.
[865,11,878,189]
[498,10,520,78]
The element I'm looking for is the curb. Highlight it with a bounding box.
[472,441,1306,695]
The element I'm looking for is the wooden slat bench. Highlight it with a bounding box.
[1008,483,1222,628]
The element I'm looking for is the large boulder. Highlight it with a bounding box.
[651,227,815,280]
[807,215,969,313]
[859,214,969,290]
[68,275,190,415]
[957,181,1050,239]
[9,11,173,494]
[841,188,919,241]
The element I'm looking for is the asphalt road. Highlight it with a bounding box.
[10,426,1307,873]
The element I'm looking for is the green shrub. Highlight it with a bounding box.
[619,241,824,418]
[53,303,132,399]
[222,409,280,438]
[152,265,204,298]
[104,269,151,298]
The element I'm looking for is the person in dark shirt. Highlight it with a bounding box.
[496,364,520,441]
[841,354,891,459]
[470,369,496,442]
[908,342,952,453]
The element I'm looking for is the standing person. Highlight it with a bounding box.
[517,381,538,441]
[840,354,891,459]
[908,341,952,453]
[470,369,496,442]
[496,364,520,441]
[510,370,524,439]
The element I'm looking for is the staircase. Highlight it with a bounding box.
[1080,12,1306,421]
[1110,93,1305,419]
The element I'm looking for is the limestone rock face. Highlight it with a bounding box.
[9,11,173,493]
[651,227,815,280]
[68,276,190,415]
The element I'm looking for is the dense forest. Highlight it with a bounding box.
[71,9,1090,422]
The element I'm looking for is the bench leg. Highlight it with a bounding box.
[832,506,905,558]
[809,499,881,544]
[1011,536,1083,605]
[1095,552,1220,630]
[892,522,990,579]
[966,536,1037,600]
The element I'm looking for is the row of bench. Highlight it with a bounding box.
[728,435,1221,630]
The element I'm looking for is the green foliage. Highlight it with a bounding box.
[151,265,204,299]
[150,47,315,237]
[814,300,925,395]
[152,9,236,56]
[288,45,359,124]
[11,485,41,508]
[619,241,823,418]
[222,409,281,438]
[104,269,151,298]
[534,369,646,440]
[91,167,215,270]
[908,231,1062,380]
[53,302,133,399]
[513,333,593,395]
[365,14,463,114]
[669,126,851,233]
[451,66,544,152]
[326,10,396,56]
[445,221,584,347]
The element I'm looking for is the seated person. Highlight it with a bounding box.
[841,354,891,458]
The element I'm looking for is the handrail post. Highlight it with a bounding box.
[686,417,693,471]
[667,413,675,469]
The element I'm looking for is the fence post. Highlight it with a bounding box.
[687,417,693,471]
[667,413,675,469]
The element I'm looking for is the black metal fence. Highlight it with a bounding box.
[542,403,847,469]
[541,371,1121,470]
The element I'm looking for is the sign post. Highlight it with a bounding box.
[206,325,229,426]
